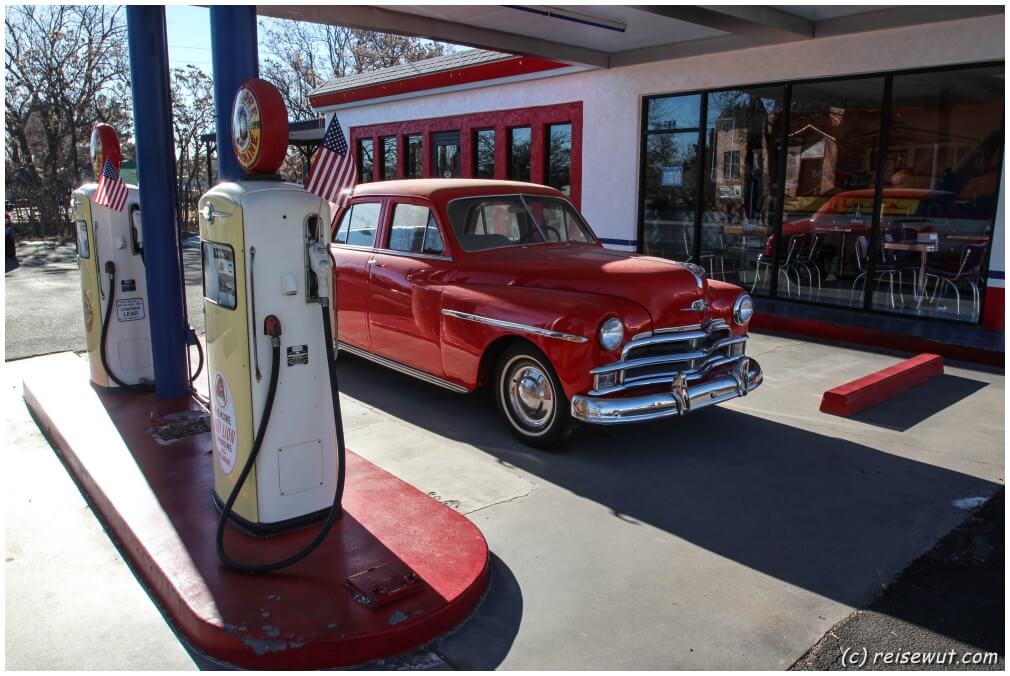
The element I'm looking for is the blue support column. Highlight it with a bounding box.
[126,6,190,399]
[210,6,259,182]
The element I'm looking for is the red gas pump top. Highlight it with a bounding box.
[232,79,289,176]
[90,124,122,177]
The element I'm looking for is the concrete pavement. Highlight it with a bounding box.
[4,238,204,361]
[4,332,1003,669]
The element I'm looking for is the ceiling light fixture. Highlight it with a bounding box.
[506,6,627,33]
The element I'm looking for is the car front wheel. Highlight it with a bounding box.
[494,343,573,449]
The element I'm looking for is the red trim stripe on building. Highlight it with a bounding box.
[310,56,570,109]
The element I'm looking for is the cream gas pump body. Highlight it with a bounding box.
[200,180,340,530]
[73,183,154,387]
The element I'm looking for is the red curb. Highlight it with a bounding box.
[819,353,944,417]
[22,352,489,669]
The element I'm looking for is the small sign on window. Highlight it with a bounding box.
[661,166,683,187]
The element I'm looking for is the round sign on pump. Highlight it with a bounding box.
[90,123,122,177]
[232,78,289,175]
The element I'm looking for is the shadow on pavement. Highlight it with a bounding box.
[334,351,1001,647]
[851,374,989,432]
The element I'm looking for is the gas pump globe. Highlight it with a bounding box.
[73,123,153,388]
[200,79,345,571]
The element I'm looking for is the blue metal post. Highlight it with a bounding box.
[210,6,259,182]
[126,6,189,399]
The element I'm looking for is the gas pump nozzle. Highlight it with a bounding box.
[306,239,331,304]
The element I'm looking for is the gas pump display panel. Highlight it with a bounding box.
[75,219,91,259]
[202,241,237,310]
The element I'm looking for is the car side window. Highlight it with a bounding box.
[422,212,445,255]
[334,202,381,247]
[388,203,446,256]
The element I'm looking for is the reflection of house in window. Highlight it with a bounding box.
[723,150,741,179]
[785,124,838,196]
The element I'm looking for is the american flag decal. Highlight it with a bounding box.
[305,115,357,210]
[93,158,128,212]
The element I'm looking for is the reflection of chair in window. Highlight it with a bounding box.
[752,233,805,297]
[792,233,824,298]
[852,236,904,309]
[925,243,987,318]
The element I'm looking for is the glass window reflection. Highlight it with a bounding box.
[877,66,1003,321]
[701,87,784,294]
[782,78,885,306]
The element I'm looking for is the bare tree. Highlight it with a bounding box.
[259,18,453,121]
[171,65,215,231]
[5,5,131,239]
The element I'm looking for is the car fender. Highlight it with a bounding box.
[440,284,652,399]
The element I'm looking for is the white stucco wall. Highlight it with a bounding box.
[318,15,1004,250]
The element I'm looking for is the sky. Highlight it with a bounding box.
[165,6,217,73]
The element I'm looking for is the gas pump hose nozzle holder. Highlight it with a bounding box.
[215,307,348,574]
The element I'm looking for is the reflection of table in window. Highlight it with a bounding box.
[814,226,854,278]
[882,240,938,309]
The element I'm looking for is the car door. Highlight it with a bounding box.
[330,199,383,351]
[368,199,453,376]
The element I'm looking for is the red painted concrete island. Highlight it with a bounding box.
[22,352,489,669]
[819,353,945,417]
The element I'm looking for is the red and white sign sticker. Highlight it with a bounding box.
[212,372,238,474]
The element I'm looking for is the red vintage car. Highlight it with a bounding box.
[330,179,762,448]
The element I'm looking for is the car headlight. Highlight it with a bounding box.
[733,294,754,326]
[598,317,624,351]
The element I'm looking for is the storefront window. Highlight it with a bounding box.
[782,77,885,307]
[474,129,495,178]
[639,65,1002,326]
[642,95,701,261]
[876,66,1003,321]
[406,135,423,178]
[358,138,374,183]
[702,86,784,293]
[509,127,532,182]
[433,131,460,178]
[381,136,397,180]
[546,123,572,196]
[647,94,702,131]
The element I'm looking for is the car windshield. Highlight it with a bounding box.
[446,194,596,252]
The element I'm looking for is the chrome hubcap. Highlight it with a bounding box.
[507,361,555,430]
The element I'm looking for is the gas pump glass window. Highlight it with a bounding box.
[333,202,380,247]
[201,241,237,309]
[388,203,445,255]
[75,219,90,258]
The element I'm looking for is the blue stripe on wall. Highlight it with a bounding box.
[599,237,638,247]
[989,270,1005,280]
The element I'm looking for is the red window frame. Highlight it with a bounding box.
[349,101,583,208]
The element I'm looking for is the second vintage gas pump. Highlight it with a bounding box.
[200,79,345,572]
[73,123,154,389]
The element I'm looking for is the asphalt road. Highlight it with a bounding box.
[4,238,204,361]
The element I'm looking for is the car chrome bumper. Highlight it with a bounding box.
[570,357,763,424]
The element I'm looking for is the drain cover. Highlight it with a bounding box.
[346,560,423,608]
[150,415,210,443]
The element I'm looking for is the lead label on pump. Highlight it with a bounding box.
[116,297,145,322]
[212,373,238,474]
[287,344,308,366]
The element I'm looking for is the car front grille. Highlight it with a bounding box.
[590,319,748,395]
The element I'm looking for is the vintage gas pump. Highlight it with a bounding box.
[200,79,345,572]
[73,124,154,389]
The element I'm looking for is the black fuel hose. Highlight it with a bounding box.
[101,261,206,390]
[189,333,205,383]
[215,306,346,574]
